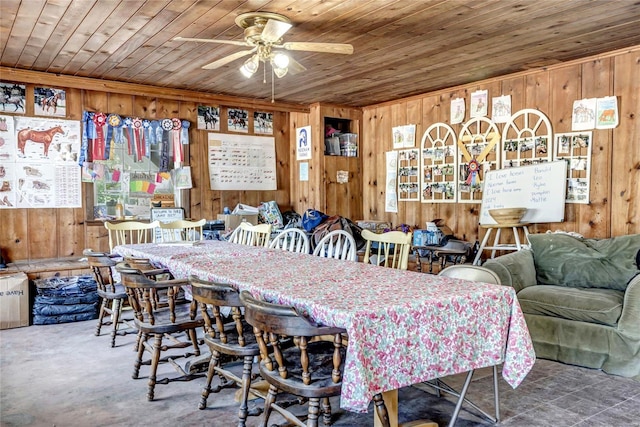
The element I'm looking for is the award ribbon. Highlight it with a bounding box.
[171,118,183,164]
[181,120,190,145]
[92,112,107,161]
[79,111,95,165]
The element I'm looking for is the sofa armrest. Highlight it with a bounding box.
[618,273,640,338]
[482,249,537,293]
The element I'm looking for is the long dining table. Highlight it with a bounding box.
[114,240,535,425]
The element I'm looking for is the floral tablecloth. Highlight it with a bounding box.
[115,240,536,413]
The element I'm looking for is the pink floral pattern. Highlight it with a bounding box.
[115,241,536,413]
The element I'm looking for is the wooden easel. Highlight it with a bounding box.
[473,222,530,265]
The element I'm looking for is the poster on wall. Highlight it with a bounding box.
[34,87,66,117]
[385,151,398,213]
[227,108,249,133]
[470,90,488,118]
[0,82,26,114]
[392,124,416,149]
[254,112,273,135]
[595,96,619,129]
[207,132,276,191]
[492,95,512,123]
[450,97,465,124]
[0,115,82,209]
[296,125,312,160]
[197,106,220,130]
[571,98,596,131]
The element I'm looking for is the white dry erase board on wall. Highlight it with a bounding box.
[479,161,568,225]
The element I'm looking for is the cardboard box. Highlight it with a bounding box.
[217,214,259,231]
[0,272,29,330]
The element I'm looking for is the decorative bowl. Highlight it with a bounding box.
[489,207,527,224]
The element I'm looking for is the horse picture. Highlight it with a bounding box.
[17,126,64,156]
[203,109,218,129]
[0,84,25,112]
[40,92,61,114]
[197,106,219,130]
[227,108,248,132]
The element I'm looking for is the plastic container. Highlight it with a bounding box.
[338,133,358,157]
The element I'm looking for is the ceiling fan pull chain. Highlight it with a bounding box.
[271,67,275,103]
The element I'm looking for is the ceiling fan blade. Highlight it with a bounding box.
[261,19,292,43]
[173,36,249,47]
[280,42,354,55]
[201,48,256,70]
[287,57,307,75]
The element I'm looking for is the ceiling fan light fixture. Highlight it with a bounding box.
[272,65,288,78]
[240,54,259,78]
[272,52,290,69]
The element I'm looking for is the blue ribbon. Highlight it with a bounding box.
[142,119,151,156]
[79,111,95,165]
[155,120,164,145]
[181,120,190,145]
[160,128,170,172]
[149,120,158,145]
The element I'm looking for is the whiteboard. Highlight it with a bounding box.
[479,161,567,225]
[150,208,184,240]
[207,133,277,191]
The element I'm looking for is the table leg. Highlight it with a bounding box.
[375,389,438,427]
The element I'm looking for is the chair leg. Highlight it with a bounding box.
[307,397,320,427]
[95,297,107,336]
[237,355,254,427]
[110,298,122,348]
[188,328,201,356]
[372,393,390,427]
[133,332,147,379]
[199,351,220,410]
[493,365,501,422]
[147,333,163,401]
[321,397,331,426]
[260,384,278,427]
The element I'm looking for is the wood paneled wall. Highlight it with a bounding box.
[0,77,293,261]
[361,49,640,242]
[1,46,638,262]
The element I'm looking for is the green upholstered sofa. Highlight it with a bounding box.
[483,233,640,378]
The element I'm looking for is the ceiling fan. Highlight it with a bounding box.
[174,12,354,78]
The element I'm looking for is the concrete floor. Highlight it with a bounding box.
[1,318,640,427]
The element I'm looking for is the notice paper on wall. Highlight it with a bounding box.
[207,132,277,191]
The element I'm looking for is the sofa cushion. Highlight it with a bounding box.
[517,285,624,326]
[528,233,640,290]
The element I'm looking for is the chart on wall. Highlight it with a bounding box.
[207,132,276,191]
[0,115,82,208]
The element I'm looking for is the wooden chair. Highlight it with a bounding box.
[158,218,206,243]
[84,249,132,348]
[239,291,391,427]
[228,222,272,247]
[268,228,310,253]
[312,229,357,261]
[117,266,205,401]
[436,264,502,423]
[190,276,266,426]
[104,220,160,252]
[361,229,413,270]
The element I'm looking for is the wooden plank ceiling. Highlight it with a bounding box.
[2,0,640,108]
